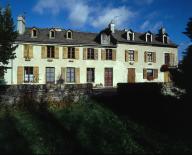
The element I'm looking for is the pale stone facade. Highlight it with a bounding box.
[3,16,178,87]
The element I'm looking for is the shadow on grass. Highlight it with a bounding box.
[0,109,32,154]
[25,103,83,154]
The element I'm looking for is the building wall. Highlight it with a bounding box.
[4,43,178,86]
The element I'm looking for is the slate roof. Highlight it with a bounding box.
[16,27,178,48]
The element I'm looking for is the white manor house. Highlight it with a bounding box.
[3,16,178,87]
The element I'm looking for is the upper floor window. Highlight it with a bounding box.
[47,46,55,58]
[67,30,72,39]
[164,53,170,65]
[68,47,75,59]
[87,48,94,59]
[106,49,112,60]
[146,32,152,42]
[49,29,55,38]
[31,29,37,38]
[129,50,135,61]
[147,52,153,62]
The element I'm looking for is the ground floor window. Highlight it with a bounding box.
[87,68,95,83]
[46,67,55,83]
[24,67,34,83]
[66,67,75,83]
[146,69,154,81]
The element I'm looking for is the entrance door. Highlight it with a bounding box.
[128,68,135,83]
[105,68,113,87]
[164,71,171,82]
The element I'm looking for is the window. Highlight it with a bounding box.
[67,31,72,39]
[164,53,170,65]
[127,32,134,41]
[24,67,34,83]
[163,35,168,43]
[46,67,55,83]
[147,69,154,80]
[87,68,95,83]
[50,30,55,38]
[32,29,37,38]
[101,33,110,45]
[0,67,4,80]
[66,67,75,83]
[146,33,152,42]
[129,50,134,61]
[147,52,153,62]
[47,46,55,58]
[68,47,75,59]
[106,49,112,60]
[87,48,95,59]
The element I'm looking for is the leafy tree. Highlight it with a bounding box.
[0,4,18,75]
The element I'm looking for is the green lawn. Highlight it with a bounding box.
[0,101,192,154]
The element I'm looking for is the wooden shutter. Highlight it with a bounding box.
[33,66,39,83]
[153,52,156,63]
[112,49,116,61]
[144,51,147,63]
[24,45,29,58]
[170,53,175,66]
[29,45,33,58]
[83,48,87,60]
[63,47,68,59]
[94,49,98,60]
[101,49,106,60]
[41,46,47,58]
[134,50,138,62]
[75,68,80,84]
[61,67,66,82]
[154,69,158,79]
[55,46,59,59]
[125,50,129,62]
[75,47,79,59]
[17,66,23,84]
[143,68,147,79]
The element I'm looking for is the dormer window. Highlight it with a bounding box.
[127,31,134,41]
[163,35,168,44]
[49,29,55,38]
[145,32,152,42]
[67,30,72,39]
[31,28,37,38]
[101,33,110,45]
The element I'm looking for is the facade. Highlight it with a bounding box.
[4,16,178,87]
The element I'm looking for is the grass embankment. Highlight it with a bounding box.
[0,100,192,154]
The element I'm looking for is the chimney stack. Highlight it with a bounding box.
[109,20,115,33]
[17,15,25,35]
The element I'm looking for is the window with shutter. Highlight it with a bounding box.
[87,48,94,59]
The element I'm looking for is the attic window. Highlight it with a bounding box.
[50,30,55,38]
[127,31,134,41]
[67,31,72,39]
[31,29,37,38]
[146,33,152,42]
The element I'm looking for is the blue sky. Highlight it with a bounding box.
[1,0,191,60]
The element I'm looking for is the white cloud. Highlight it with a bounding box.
[92,6,135,29]
[33,0,90,26]
[140,20,163,32]
[33,0,136,28]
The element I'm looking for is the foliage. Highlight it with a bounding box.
[183,17,192,41]
[0,4,18,72]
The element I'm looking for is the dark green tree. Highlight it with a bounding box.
[0,5,18,69]
[172,18,192,93]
